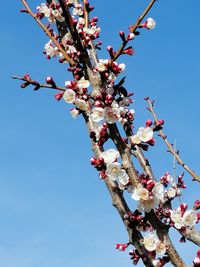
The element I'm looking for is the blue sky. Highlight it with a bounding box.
[1,0,200,266]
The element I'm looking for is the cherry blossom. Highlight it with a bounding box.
[146,18,156,29]
[70,108,79,118]
[91,107,105,122]
[170,207,197,229]
[100,149,120,164]
[106,162,121,181]
[77,77,90,89]
[74,98,87,111]
[136,127,154,143]
[63,89,76,104]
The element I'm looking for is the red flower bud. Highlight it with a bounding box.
[146,120,153,127]
[90,157,97,165]
[54,92,64,101]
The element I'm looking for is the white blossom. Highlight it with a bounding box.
[93,122,103,141]
[118,169,129,186]
[105,106,120,124]
[167,187,177,199]
[44,40,58,57]
[170,209,184,229]
[62,32,73,46]
[170,208,197,229]
[73,3,83,16]
[146,18,156,29]
[74,99,87,111]
[106,162,121,181]
[143,233,158,252]
[132,185,149,201]
[63,89,76,104]
[91,107,105,122]
[37,3,51,17]
[70,108,79,118]
[83,26,101,36]
[130,135,141,145]
[152,182,164,203]
[100,149,120,164]
[77,77,90,89]
[96,62,107,72]
[182,210,197,227]
[137,127,153,142]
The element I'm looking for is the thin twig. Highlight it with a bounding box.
[12,76,66,91]
[147,99,200,183]
[83,0,89,29]
[112,0,157,62]
[21,0,75,66]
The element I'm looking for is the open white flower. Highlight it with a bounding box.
[70,108,79,118]
[130,135,141,145]
[91,107,105,122]
[105,107,120,124]
[62,32,73,46]
[182,210,197,227]
[96,62,107,72]
[100,149,120,164]
[152,182,164,203]
[37,3,51,17]
[167,187,177,199]
[143,233,158,252]
[74,99,87,110]
[146,18,156,29]
[106,162,121,181]
[93,122,103,141]
[44,40,57,57]
[118,169,129,186]
[132,185,149,201]
[137,127,153,142]
[170,209,184,229]
[77,77,90,89]
[63,89,76,103]
[170,207,197,229]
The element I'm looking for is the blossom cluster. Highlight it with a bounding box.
[170,203,198,229]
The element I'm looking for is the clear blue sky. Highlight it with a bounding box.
[1,1,200,266]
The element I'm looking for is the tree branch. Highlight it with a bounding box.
[111,0,157,63]
[21,0,75,66]
[147,98,200,183]
[82,113,155,266]
[12,75,66,91]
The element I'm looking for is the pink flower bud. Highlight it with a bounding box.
[90,157,97,165]
[23,74,31,81]
[146,180,155,191]
[123,47,135,56]
[54,92,64,101]
[98,157,105,165]
[94,100,104,107]
[119,31,125,41]
[197,250,200,258]
[126,32,135,41]
[99,170,106,179]
[180,203,188,216]
[46,76,55,85]
[115,244,120,249]
[146,120,153,127]
[158,120,165,126]
[194,200,200,210]
[21,82,29,88]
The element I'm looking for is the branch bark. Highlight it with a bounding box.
[147,99,200,183]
